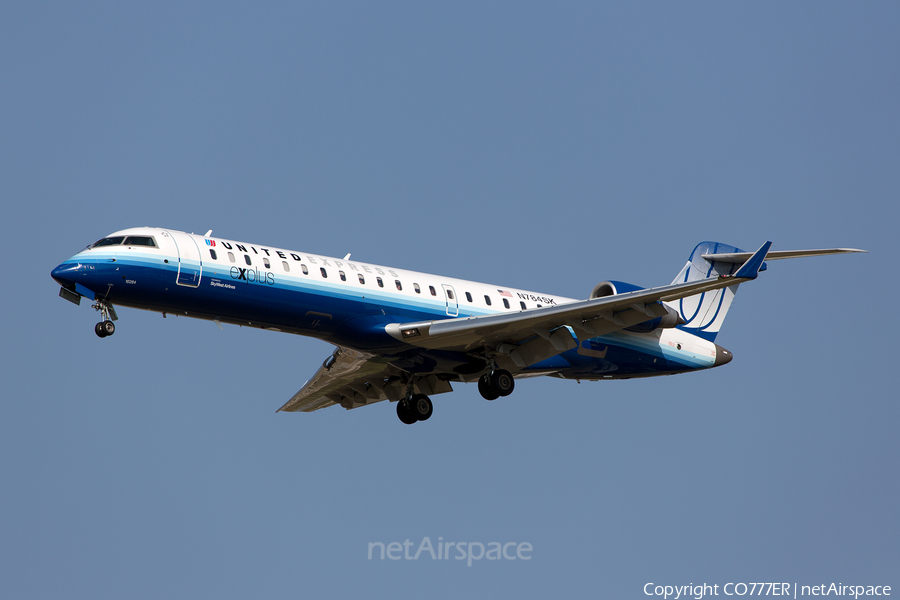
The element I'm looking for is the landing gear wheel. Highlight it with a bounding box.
[411,394,433,421]
[397,400,418,425]
[101,320,116,337]
[491,369,515,397]
[478,374,500,401]
[91,301,118,338]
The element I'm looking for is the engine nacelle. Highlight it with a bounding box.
[590,280,645,299]
[589,280,682,333]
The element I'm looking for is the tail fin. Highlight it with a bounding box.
[667,241,866,342]
[667,242,747,342]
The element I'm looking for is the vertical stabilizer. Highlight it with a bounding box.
[667,242,748,342]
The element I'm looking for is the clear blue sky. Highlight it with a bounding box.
[2,3,897,598]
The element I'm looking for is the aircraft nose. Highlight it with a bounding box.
[51,262,80,287]
[714,344,733,367]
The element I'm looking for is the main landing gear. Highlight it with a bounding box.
[478,369,515,401]
[92,300,118,338]
[397,393,433,425]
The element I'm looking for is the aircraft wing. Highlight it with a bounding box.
[281,242,826,411]
[277,346,453,413]
[385,242,775,363]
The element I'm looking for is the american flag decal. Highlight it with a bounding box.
[498,289,512,297]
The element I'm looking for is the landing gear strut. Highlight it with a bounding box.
[92,300,118,338]
[397,393,433,424]
[478,369,515,400]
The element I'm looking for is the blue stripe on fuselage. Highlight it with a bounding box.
[60,249,712,378]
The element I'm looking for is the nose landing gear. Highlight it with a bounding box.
[94,320,116,338]
[92,300,118,338]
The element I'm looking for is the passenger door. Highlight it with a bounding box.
[167,230,203,287]
[442,284,458,317]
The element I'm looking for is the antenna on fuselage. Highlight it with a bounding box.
[205,230,213,237]
[343,253,351,260]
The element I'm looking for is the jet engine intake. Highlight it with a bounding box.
[589,280,683,333]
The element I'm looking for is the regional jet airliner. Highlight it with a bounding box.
[51,228,864,424]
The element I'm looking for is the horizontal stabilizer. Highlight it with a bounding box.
[702,247,866,263]
[732,241,772,280]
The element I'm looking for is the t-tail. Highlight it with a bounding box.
[668,241,866,342]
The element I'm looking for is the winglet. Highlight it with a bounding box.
[732,241,773,280]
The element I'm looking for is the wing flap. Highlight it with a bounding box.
[278,347,454,413]
[278,347,390,412]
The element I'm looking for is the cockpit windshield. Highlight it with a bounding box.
[124,236,157,247]
[88,235,157,249]
[90,236,125,248]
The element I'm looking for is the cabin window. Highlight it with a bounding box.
[263,258,271,269]
[520,301,526,310]
[340,271,347,281]
[377,277,384,288]
[282,261,290,272]
[414,283,421,294]
[124,236,157,247]
[503,298,510,309]
[395,280,402,291]
[465,292,473,302]
[320,268,327,278]
[301,264,309,275]
[447,289,454,300]
[484,295,492,306]
[91,236,125,248]
[244,255,252,266]
[228,252,235,263]
[209,249,217,260]
[358,274,365,284]
[429,286,436,296]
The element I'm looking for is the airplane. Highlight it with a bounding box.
[51,228,865,424]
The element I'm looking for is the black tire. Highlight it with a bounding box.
[491,369,515,397]
[397,401,418,425]
[95,322,108,338]
[478,374,500,401]
[102,320,116,336]
[411,394,433,421]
